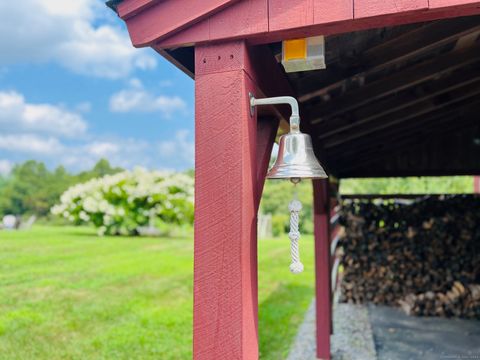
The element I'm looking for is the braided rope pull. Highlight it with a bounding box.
[288,199,304,274]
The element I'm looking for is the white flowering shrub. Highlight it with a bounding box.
[51,168,194,236]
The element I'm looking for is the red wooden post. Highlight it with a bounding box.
[313,179,331,360]
[474,176,480,193]
[194,40,277,360]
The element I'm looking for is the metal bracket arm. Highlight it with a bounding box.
[249,94,300,133]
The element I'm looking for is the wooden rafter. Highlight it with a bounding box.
[309,45,479,125]
[298,17,480,102]
[335,115,480,175]
[317,66,480,140]
[324,80,480,148]
[327,101,480,161]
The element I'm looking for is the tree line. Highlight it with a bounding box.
[0,159,473,235]
[0,159,122,217]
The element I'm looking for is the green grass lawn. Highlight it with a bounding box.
[0,226,314,360]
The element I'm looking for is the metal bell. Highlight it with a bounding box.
[249,94,328,180]
[267,132,327,180]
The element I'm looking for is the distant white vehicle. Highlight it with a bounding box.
[2,214,17,229]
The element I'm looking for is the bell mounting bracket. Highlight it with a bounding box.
[249,94,300,134]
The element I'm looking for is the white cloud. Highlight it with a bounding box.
[0,91,87,138]
[0,0,156,79]
[109,79,187,116]
[0,134,63,155]
[0,160,13,176]
[0,88,194,172]
[158,130,194,166]
[61,138,151,171]
[76,102,92,113]
[85,141,120,157]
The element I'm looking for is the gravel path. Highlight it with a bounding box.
[287,300,377,360]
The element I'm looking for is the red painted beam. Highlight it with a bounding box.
[256,117,279,206]
[120,0,240,46]
[117,0,158,19]
[156,0,480,49]
[313,179,331,360]
[194,41,258,360]
[475,176,480,193]
[430,0,480,8]
[194,40,280,360]
[354,0,428,18]
[159,0,353,48]
[157,0,268,50]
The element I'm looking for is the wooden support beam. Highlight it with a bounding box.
[194,40,267,360]
[313,179,331,360]
[193,41,291,360]
[256,117,279,206]
[310,45,479,125]
[475,176,480,193]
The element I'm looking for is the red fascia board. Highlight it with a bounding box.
[120,0,240,47]
[429,0,480,8]
[156,0,480,49]
[117,0,160,19]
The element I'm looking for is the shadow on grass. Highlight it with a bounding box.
[60,227,192,241]
[258,283,312,360]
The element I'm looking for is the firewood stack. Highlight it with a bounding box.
[339,195,480,319]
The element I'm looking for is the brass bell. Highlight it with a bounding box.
[250,94,328,181]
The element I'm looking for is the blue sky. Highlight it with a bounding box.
[0,0,195,175]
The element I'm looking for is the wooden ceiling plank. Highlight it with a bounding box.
[334,106,480,166]
[329,101,479,162]
[337,117,480,176]
[328,110,455,160]
[323,82,480,148]
[317,69,480,139]
[299,17,480,101]
[308,45,479,125]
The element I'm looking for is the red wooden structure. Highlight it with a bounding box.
[108,1,480,358]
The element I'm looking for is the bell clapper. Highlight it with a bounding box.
[289,178,304,274]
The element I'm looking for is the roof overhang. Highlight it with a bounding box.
[108,0,480,178]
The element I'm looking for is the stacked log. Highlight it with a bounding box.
[339,195,480,319]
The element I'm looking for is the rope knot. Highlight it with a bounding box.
[289,199,302,212]
[289,231,300,241]
[290,261,304,274]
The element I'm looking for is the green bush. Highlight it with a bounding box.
[271,214,289,237]
[52,169,194,236]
